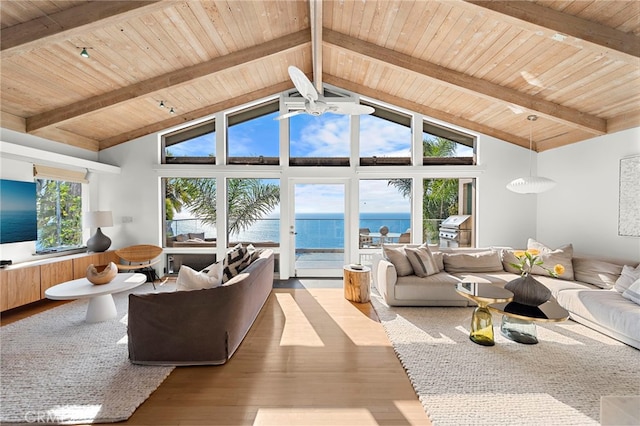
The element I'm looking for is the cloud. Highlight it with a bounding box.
[290,114,413,158]
[359,179,410,213]
[291,114,351,156]
[360,115,411,156]
[167,134,215,157]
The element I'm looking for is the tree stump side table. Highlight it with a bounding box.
[343,265,371,303]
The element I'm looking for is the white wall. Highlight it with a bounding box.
[97,134,162,249]
[538,127,640,263]
[476,134,538,248]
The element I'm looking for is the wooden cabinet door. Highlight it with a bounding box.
[40,259,74,298]
[73,251,116,279]
[0,266,41,311]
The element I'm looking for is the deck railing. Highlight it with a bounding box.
[165,217,443,248]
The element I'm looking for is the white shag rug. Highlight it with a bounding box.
[1,282,175,424]
[371,293,640,426]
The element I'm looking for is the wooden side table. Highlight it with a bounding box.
[343,265,371,303]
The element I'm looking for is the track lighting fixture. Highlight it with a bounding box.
[80,47,90,58]
[157,100,176,114]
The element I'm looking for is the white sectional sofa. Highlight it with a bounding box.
[372,242,640,349]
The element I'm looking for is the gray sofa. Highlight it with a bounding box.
[127,249,274,365]
[373,245,640,349]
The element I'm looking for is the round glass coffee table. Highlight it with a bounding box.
[455,282,513,346]
[489,300,569,344]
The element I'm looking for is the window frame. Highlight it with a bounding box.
[162,120,216,164]
[422,121,476,166]
[359,101,412,166]
[226,100,280,165]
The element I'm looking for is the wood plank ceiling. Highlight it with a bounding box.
[1,0,638,153]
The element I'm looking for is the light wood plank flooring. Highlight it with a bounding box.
[1,279,431,426]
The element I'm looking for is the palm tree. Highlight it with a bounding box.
[166,178,279,235]
[388,136,460,242]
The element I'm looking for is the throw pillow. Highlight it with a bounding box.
[222,244,251,283]
[383,245,414,276]
[614,264,640,293]
[443,251,503,273]
[622,278,640,305]
[405,246,439,277]
[430,251,445,272]
[572,257,624,289]
[176,265,223,291]
[527,239,574,280]
[202,261,224,278]
[249,248,264,264]
[501,249,522,274]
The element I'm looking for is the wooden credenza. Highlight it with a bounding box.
[0,251,117,312]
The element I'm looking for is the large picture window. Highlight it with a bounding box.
[359,179,411,247]
[423,178,475,246]
[227,101,279,165]
[226,178,280,246]
[423,121,475,165]
[162,120,215,164]
[290,114,350,166]
[163,178,217,248]
[360,103,412,166]
[36,179,82,253]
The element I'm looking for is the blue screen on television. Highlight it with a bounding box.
[0,179,38,244]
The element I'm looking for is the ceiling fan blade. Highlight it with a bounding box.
[288,66,318,102]
[275,110,306,120]
[328,102,375,115]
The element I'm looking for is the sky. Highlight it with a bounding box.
[168,109,470,215]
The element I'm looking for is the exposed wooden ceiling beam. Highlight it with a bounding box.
[31,127,100,152]
[324,75,530,149]
[99,81,294,150]
[27,30,311,133]
[1,1,172,58]
[310,0,323,93]
[324,29,607,136]
[462,1,640,62]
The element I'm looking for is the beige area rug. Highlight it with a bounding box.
[370,293,640,426]
[1,282,175,425]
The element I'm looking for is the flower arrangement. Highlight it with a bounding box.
[510,249,565,277]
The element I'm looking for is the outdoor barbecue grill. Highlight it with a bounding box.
[439,215,472,248]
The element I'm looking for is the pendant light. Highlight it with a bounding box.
[506,115,556,194]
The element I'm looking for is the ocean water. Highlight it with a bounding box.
[0,210,38,244]
[169,212,411,249]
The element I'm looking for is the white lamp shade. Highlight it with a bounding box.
[84,211,113,228]
[506,176,557,194]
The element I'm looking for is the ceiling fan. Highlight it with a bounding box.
[276,66,375,120]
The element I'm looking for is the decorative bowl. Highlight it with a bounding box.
[86,262,118,285]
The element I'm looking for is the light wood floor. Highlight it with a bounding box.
[1,279,432,426]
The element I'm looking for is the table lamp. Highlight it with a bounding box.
[85,211,113,252]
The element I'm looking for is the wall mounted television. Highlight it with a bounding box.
[0,179,38,244]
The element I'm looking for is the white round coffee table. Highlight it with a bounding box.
[45,273,147,323]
